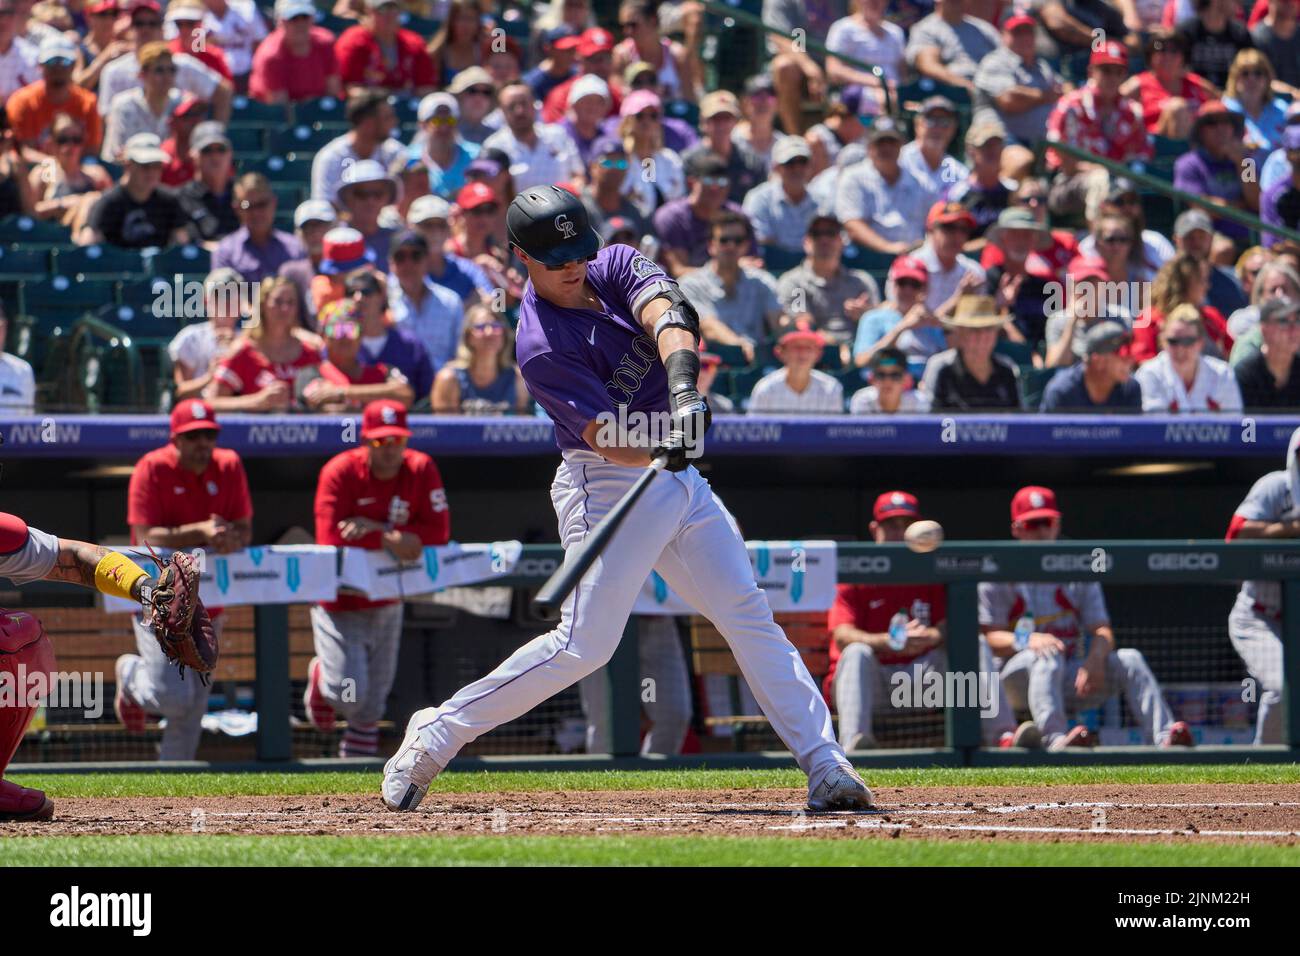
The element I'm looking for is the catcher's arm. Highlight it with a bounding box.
[45,538,151,601]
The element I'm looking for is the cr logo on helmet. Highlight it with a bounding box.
[554,214,577,239]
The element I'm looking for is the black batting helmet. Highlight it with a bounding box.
[506,185,602,267]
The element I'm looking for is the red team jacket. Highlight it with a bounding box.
[314,446,451,612]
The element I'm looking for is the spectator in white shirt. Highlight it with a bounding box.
[835,116,931,255]
[98,1,232,123]
[311,89,406,205]
[0,304,35,413]
[192,0,268,88]
[916,200,988,316]
[0,0,37,101]
[747,326,845,413]
[900,95,969,208]
[170,267,245,400]
[827,0,905,92]
[741,136,818,253]
[1135,304,1244,412]
[850,346,931,413]
[483,82,584,192]
[102,42,183,163]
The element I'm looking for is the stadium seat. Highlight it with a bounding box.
[253,154,314,183]
[0,215,72,248]
[399,13,441,36]
[0,246,51,281]
[761,244,803,275]
[843,244,898,274]
[292,95,346,127]
[227,126,266,155]
[150,244,211,278]
[20,276,116,320]
[729,366,766,406]
[268,123,337,155]
[1153,135,1189,159]
[228,95,287,128]
[1019,366,1058,410]
[836,365,867,394]
[120,275,181,312]
[91,301,181,343]
[388,95,420,125]
[703,342,749,367]
[817,343,843,371]
[895,79,971,110]
[995,339,1036,366]
[665,100,700,128]
[54,244,149,281]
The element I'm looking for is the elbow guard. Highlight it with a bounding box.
[636,279,701,344]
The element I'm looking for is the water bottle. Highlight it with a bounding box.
[1013,613,1033,652]
[888,611,909,652]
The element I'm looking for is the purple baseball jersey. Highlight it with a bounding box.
[515,243,673,451]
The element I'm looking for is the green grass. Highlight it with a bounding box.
[7,764,1300,799]
[3,835,1297,867]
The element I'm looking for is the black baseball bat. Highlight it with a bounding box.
[531,456,668,616]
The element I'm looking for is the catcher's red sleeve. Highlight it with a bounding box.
[0,513,29,554]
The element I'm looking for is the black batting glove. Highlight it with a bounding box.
[653,389,711,471]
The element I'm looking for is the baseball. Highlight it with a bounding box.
[904,520,944,553]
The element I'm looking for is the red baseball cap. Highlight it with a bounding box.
[1067,255,1110,282]
[87,0,121,14]
[889,255,929,284]
[129,0,163,15]
[361,399,411,440]
[1090,40,1128,68]
[455,181,497,211]
[172,93,206,118]
[874,491,920,522]
[778,327,825,348]
[927,200,977,231]
[1011,486,1061,524]
[577,27,615,58]
[1001,9,1036,30]
[170,399,219,437]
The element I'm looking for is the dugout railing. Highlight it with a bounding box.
[231,539,1300,766]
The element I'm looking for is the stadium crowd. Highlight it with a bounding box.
[0,0,1299,416]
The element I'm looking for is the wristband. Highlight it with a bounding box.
[94,551,150,601]
[663,348,701,396]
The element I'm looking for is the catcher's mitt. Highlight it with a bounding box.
[141,549,218,682]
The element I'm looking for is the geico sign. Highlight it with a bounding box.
[1041,552,1114,573]
[517,558,560,577]
[838,555,893,575]
[1147,552,1220,571]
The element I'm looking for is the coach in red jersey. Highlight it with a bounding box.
[306,399,450,756]
[826,491,953,751]
[119,399,253,760]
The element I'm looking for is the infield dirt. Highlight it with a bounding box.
[3,784,1298,844]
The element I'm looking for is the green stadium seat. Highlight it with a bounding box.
[268,123,337,155]
[1153,135,1189,159]
[665,100,700,128]
[292,95,346,127]
[54,244,149,281]
[316,12,355,36]
[399,13,441,37]
[149,244,211,279]
[228,94,288,128]
[817,343,843,371]
[253,154,315,183]
[995,339,1036,366]
[836,366,867,394]
[843,245,898,274]
[703,342,748,367]
[228,126,266,154]
[761,244,802,275]
[0,246,51,281]
[730,366,767,406]
[894,79,971,110]
[0,215,72,247]
[1019,365,1058,410]
[20,276,115,319]
[91,301,181,343]
[388,95,420,125]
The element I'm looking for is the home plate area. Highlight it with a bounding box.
[5,784,1299,844]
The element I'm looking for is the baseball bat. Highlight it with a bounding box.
[531,455,668,616]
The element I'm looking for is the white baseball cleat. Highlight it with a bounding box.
[807,765,875,812]
[382,708,444,812]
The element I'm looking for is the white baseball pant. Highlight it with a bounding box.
[410,450,852,780]
[125,613,224,760]
[999,646,1177,747]
[1227,600,1285,745]
[834,644,1013,749]
[578,615,692,755]
[310,602,405,756]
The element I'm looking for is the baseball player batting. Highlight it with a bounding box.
[0,512,206,820]
[1223,425,1300,745]
[383,185,872,812]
